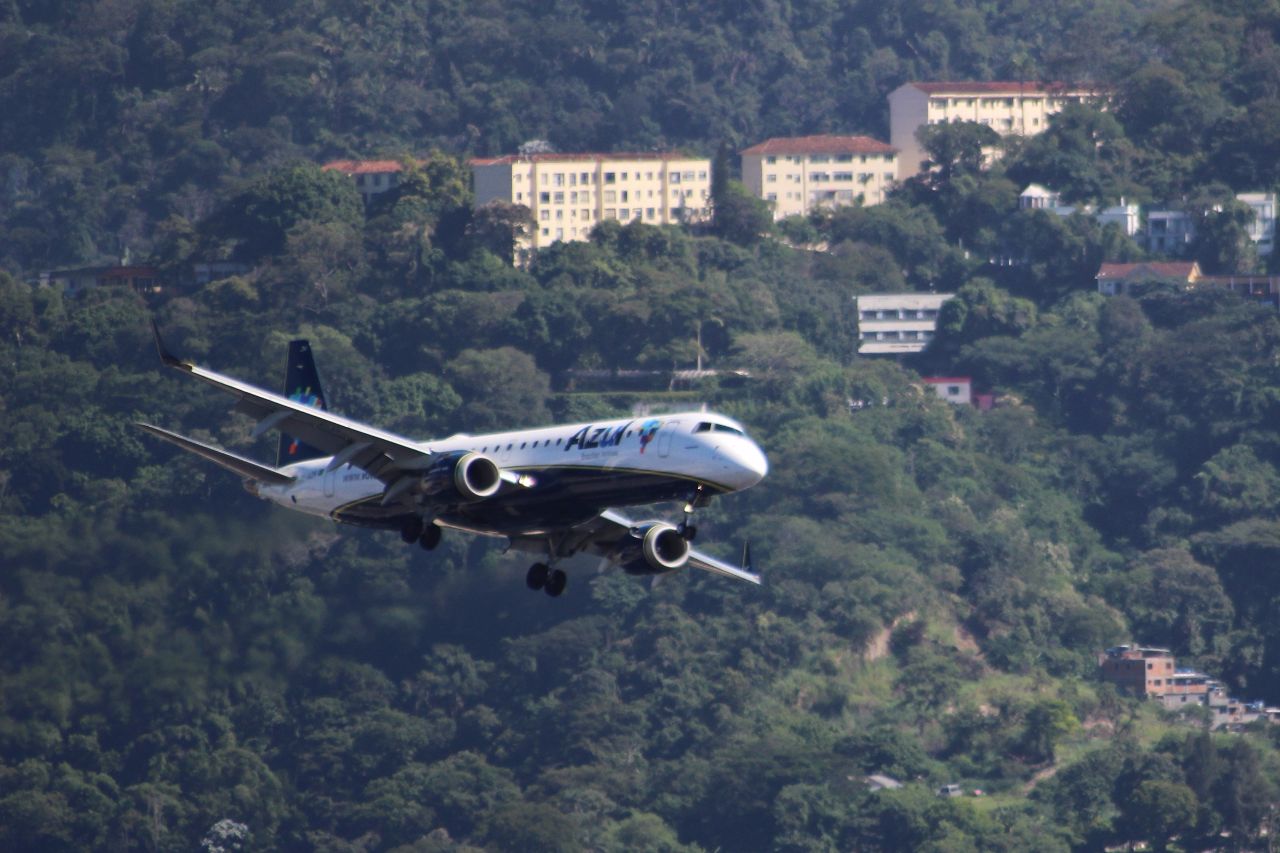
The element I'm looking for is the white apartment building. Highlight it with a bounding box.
[1144,193,1276,256]
[889,82,1100,180]
[1019,184,1141,236]
[470,153,711,251]
[1239,192,1276,256]
[740,135,898,219]
[856,293,955,355]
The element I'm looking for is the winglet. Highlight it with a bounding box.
[150,319,185,368]
[741,542,753,574]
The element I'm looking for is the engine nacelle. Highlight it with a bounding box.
[621,522,691,576]
[420,451,502,502]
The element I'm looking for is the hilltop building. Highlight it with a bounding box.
[322,160,411,205]
[1098,645,1277,730]
[470,152,711,253]
[38,265,163,297]
[889,81,1100,180]
[1096,261,1280,309]
[856,293,954,355]
[1019,185,1141,236]
[1141,192,1276,256]
[740,135,898,219]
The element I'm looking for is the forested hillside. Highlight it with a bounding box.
[4,0,1280,850]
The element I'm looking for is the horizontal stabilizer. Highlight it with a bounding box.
[135,422,297,486]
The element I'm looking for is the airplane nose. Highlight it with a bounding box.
[743,441,769,483]
[722,440,768,488]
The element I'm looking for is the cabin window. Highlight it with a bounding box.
[556,438,562,445]
[521,442,526,449]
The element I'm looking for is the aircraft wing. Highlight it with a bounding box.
[150,323,431,484]
[135,422,297,486]
[594,509,761,585]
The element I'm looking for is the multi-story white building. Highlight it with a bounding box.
[470,153,711,251]
[889,82,1100,180]
[1143,193,1276,256]
[740,135,898,219]
[1239,192,1276,256]
[856,293,955,355]
[1019,184,1141,236]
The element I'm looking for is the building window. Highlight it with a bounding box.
[766,174,777,182]
[539,210,549,220]
[603,190,616,202]
[540,192,550,203]
[553,173,564,186]
[834,172,853,182]
[604,172,616,184]
[766,155,777,164]
[810,155,830,163]
[553,192,564,203]
[604,208,616,219]
[671,173,681,183]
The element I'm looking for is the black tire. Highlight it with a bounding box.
[401,517,424,544]
[682,524,698,542]
[419,523,442,551]
[544,569,567,597]
[526,562,550,590]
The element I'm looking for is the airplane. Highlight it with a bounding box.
[136,325,769,597]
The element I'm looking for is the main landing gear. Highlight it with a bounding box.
[526,562,567,597]
[400,516,441,550]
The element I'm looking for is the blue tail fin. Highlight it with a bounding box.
[276,340,329,467]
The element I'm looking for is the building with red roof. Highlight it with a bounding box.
[740,135,898,220]
[322,159,417,205]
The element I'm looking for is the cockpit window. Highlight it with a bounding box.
[695,422,745,436]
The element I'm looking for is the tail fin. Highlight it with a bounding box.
[276,340,329,467]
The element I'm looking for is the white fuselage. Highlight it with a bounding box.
[256,412,768,526]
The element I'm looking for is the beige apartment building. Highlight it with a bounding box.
[740,135,898,219]
[889,82,1100,179]
[470,153,712,252]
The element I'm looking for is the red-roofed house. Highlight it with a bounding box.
[1096,261,1202,295]
[889,81,1102,180]
[740,135,898,219]
[322,159,415,205]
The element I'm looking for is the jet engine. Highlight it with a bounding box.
[419,451,502,502]
[620,522,691,575]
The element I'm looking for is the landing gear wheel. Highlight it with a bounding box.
[418,523,442,551]
[544,568,568,598]
[401,516,424,544]
[526,562,550,591]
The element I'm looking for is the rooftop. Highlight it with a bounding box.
[1096,262,1200,282]
[901,81,1099,96]
[470,152,705,166]
[321,159,412,175]
[741,135,896,156]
